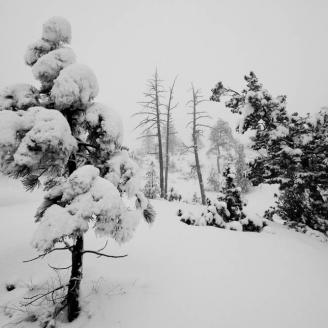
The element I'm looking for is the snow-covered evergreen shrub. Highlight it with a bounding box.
[168,187,182,201]
[179,167,267,232]
[0,17,154,323]
[143,161,160,199]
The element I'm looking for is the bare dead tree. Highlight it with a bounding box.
[186,84,211,205]
[164,76,178,197]
[134,69,166,197]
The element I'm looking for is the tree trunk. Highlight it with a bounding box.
[192,90,206,205]
[67,235,83,322]
[193,138,206,205]
[154,71,164,198]
[164,112,170,198]
[216,145,221,174]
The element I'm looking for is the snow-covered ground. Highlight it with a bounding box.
[1,177,328,328]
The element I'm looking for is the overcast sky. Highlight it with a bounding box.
[1,0,328,146]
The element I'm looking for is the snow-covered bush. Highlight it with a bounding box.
[179,167,267,232]
[168,187,182,201]
[0,17,155,323]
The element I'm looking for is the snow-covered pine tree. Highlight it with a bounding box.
[216,166,246,222]
[0,17,154,322]
[234,143,251,193]
[143,160,160,199]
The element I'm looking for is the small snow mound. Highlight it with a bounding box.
[42,16,72,44]
[51,63,99,109]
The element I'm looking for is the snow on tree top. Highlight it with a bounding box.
[42,16,72,44]
[51,63,99,109]
[0,84,38,111]
[32,47,76,84]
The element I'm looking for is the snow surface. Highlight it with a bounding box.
[0,180,328,327]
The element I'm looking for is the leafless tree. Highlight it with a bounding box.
[164,76,178,197]
[134,69,166,197]
[185,84,211,205]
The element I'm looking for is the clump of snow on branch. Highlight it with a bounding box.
[32,48,76,84]
[42,16,72,44]
[269,125,289,140]
[32,165,142,251]
[24,39,54,66]
[0,107,76,174]
[0,84,39,111]
[51,64,99,109]
[32,204,88,251]
[106,150,141,197]
[86,102,123,148]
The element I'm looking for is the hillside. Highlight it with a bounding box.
[0,179,328,328]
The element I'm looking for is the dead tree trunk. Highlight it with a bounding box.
[155,77,164,198]
[67,235,83,322]
[216,145,221,174]
[189,85,208,205]
[164,77,178,198]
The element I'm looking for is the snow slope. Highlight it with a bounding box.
[0,179,328,328]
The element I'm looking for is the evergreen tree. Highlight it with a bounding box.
[0,17,154,322]
[217,166,246,222]
[234,143,251,193]
[211,71,328,234]
[143,161,160,199]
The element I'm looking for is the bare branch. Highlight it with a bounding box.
[82,250,128,259]
[23,247,71,263]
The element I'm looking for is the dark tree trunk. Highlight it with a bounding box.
[216,145,221,174]
[192,92,206,205]
[164,109,170,198]
[67,235,84,322]
[154,72,164,198]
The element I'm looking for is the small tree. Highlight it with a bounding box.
[0,17,154,322]
[217,167,246,222]
[143,161,160,199]
[234,143,251,193]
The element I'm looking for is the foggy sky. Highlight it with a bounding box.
[1,0,328,146]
